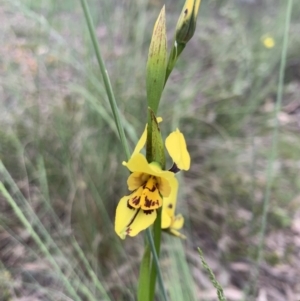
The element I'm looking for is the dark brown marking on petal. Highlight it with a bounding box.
[184,8,188,15]
[144,209,154,215]
[127,208,141,228]
[168,204,173,209]
[131,196,140,206]
[153,200,159,207]
[127,201,135,210]
[145,185,156,192]
[144,197,152,208]
[147,199,160,208]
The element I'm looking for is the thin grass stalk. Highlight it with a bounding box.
[0,162,107,300]
[38,160,111,298]
[0,162,74,269]
[198,248,226,301]
[250,0,294,297]
[72,238,111,300]
[79,0,130,160]
[0,183,85,301]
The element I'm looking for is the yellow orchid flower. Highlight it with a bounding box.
[115,120,190,239]
[161,178,186,239]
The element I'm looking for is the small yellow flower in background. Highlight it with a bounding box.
[115,120,190,239]
[261,34,275,49]
[161,179,186,239]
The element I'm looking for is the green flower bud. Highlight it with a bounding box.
[146,6,167,114]
[175,0,201,44]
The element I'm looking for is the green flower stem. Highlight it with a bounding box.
[137,242,151,301]
[146,219,168,301]
[80,0,130,160]
[0,183,83,301]
[165,41,185,86]
[249,0,294,297]
[148,208,164,301]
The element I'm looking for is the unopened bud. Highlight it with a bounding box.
[175,0,201,44]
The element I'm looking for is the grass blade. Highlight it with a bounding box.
[79,0,130,160]
[248,0,294,297]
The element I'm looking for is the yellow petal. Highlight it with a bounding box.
[126,153,152,173]
[115,196,157,239]
[161,208,172,229]
[161,179,185,238]
[132,125,147,156]
[165,129,190,170]
[194,0,201,19]
[127,172,150,191]
[157,176,171,197]
[126,153,175,186]
[127,186,144,209]
[131,117,163,157]
[140,176,163,210]
[115,196,138,239]
[165,214,186,239]
[169,228,186,239]
[162,177,178,216]
[128,209,157,237]
[162,213,186,239]
[172,214,184,230]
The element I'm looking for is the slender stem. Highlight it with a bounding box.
[250,0,293,297]
[80,0,130,160]
[165,41,185,86]
[146,228,168,301]
[148,207,163,301]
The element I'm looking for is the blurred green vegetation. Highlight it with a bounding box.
[1,0,300,300]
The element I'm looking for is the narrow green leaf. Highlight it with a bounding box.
[146,108,166,168]
[146,6,167,114]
